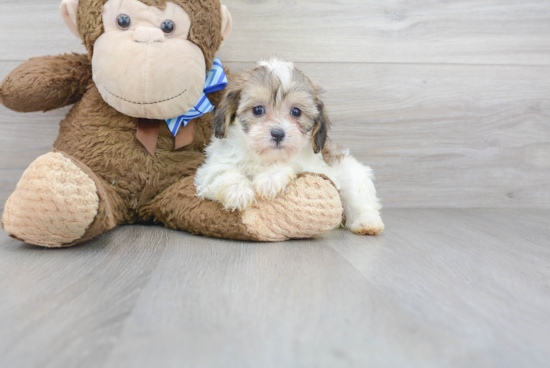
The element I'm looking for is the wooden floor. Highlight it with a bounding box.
[0,209,548,368]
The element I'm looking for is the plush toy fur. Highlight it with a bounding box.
[0,0,343,247]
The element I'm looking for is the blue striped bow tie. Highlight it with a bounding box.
[165,57,228,136]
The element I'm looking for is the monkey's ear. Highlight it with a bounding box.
[60,0,81,39]
[220,5,233,44]
[312,101,331,153]
[213,89,241,139]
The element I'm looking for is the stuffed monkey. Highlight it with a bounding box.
[0,0,343,247]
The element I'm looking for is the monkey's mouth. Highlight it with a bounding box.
[102,86,187,105]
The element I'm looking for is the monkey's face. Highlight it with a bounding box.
[88,0,221,119]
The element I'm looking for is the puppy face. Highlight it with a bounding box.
[213,59,330,162]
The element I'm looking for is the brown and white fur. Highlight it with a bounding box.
[195,58,384,235]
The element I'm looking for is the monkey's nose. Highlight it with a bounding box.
[271,129,286,144]
[133,26,165,43]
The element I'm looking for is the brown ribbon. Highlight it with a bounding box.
[136,119,160,156]
[136,118,195,156]
[175,120,195,150]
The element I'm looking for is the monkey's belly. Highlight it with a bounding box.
[54,124,203,212]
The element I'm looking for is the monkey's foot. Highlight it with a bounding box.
[242,173,343,241]
[2,152,100,247]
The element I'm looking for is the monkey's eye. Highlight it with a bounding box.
[117,14,131,30]
[160,20,175,35]
[252,106,265,116]
[290,107,302,118]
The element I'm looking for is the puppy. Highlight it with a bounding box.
[195,58,384,235]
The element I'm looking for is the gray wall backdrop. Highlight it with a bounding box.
[1,0,549,209]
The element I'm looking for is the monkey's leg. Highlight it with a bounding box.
[141,173,343,242]
[2,152,126,247]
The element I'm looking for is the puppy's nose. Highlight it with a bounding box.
[271,129,285,143]
[271,129,285,144]
[133,26,165,43]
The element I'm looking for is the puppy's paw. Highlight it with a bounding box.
[253,169,296,199]
[219,181,256,211]
[346,210,385,236]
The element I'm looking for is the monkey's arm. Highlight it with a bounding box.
[0,53,92,113]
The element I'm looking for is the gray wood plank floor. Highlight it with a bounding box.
[1,209,549,368]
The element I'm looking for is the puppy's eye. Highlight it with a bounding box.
[117,14,131,30]
[160,20,175,35]
[252,106,265,116]
[290,107,302,118]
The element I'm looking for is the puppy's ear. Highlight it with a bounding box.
[213,89,241,139]
[312,100,330,153]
